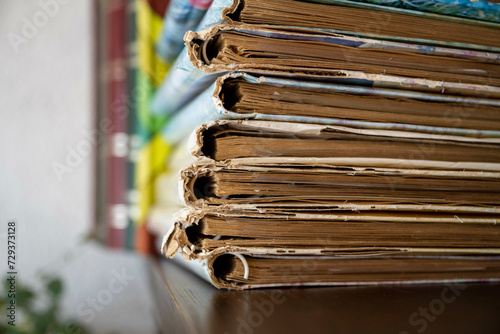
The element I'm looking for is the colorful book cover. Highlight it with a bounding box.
[134,0,171,254]
[156,0,214,64]
[149,0,170,14]
[133,0,217,253]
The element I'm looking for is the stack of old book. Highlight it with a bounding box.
[153,0,500,289]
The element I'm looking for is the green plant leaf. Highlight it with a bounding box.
[46,278,64,297]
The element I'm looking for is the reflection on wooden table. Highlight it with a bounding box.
[148,258,500,334]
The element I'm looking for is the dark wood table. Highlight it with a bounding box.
[148,258,500,334]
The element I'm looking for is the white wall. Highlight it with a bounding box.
[0,1,155,332]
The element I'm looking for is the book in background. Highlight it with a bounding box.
[133,0,170,254]
[125,0,139,250]
[133,0,216,253]
[106,0,128,249]
[156,0,214,65]
[95,0,214,252]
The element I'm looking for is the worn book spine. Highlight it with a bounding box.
[185,23,500,78]
[178,164,500,220]
[162,246,500,290]
[218,0,500,47]
[163,207,500,261]
[177,162,500,207]
[188,119,500,165]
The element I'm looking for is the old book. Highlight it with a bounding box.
[189,25,500,87]
[162,245,500,289]
[195,253,500,289]
[178,163,500,209]
[204,74,500,133]
[165,207,500,258]
[189,120,500,168]
[221,0,500,48]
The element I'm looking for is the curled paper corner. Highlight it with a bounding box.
[229,253,249,279]
[162,222,187,258]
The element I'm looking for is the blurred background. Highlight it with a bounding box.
[0,1,156,332]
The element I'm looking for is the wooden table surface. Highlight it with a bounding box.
[148,258,500,334]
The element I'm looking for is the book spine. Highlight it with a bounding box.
[106,0,128,249]
[135,0,155,254]
[148,0,171,15]
[150,51,221,116]
[156,0,214,64]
